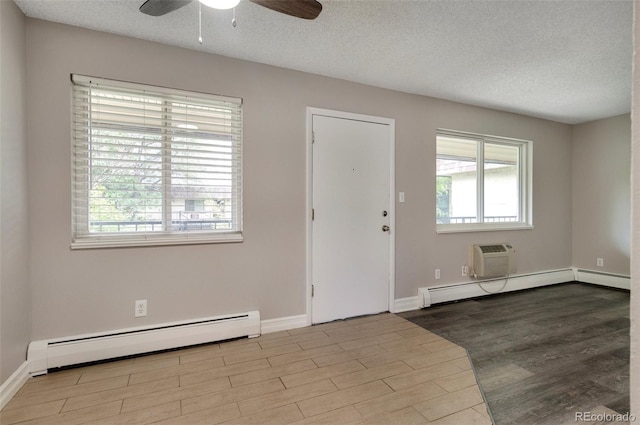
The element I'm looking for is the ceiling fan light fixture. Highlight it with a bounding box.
[199,0,240,10]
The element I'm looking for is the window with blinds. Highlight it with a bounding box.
[71,75,243,248]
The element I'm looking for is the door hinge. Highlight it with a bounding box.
[312,284,315,297]
[312,131,315,143]
[312,208,315,221]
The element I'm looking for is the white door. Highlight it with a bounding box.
[311,112,393,324]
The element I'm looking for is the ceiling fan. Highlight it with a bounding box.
[139,0,322,20]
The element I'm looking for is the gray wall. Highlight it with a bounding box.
[397,105,572,290]
[573,115,631,275]
[1,0,31,384]
[26,18,574,341]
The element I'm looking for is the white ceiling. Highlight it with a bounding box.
[14,0,633,124]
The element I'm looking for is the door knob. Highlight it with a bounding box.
[382,225,390,232]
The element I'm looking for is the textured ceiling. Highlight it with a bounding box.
[14,0,633,124]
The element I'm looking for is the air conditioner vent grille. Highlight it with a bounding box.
[480,244,507,253]
[471,243,516,278]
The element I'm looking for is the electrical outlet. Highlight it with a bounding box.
[435,269,441,280]
[462,265,469,276]
[596,257,604,267]
[135,299,147,317]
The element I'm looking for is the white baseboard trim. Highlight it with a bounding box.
[401,268,575,311]
[394,296,420,313]
[573,268,630,290]
[0,361,30,410]
[261,314,309,334]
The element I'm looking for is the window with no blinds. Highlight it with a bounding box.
[436,129,532,233]
[71,75,243,248]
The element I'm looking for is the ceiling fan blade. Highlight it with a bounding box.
[139,0,193,16]
[249,0,322,20]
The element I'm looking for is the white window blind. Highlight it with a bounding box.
[71,75,243,248]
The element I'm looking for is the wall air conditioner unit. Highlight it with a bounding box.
[471,243,516,278]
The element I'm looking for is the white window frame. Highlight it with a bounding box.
[436,129,533,233]
[71,75,243,249]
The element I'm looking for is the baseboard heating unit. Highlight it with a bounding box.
[416,269,575,308]
[573,268,630,290]
[27,311,260,376]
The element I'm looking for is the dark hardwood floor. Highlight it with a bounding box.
[400,282,630,425]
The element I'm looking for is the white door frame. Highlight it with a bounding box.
[306,107,396,325]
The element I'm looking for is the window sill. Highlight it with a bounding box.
[436,223,533,234]
[70,232,243,250]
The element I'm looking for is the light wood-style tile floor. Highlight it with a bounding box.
[1,314,492,425]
